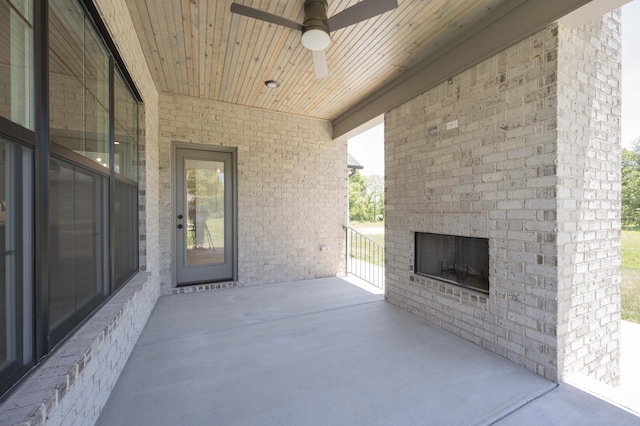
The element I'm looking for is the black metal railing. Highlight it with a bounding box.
[344,226,384,289]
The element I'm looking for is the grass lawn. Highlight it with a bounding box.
[350,221,384,231]
[204,217,225,246]
[347,221,385,266]
[349,221,384,247]
[622,230,640,323]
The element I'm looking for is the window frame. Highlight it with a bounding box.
[0,0,143,397]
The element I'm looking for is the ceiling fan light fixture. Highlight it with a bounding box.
[230,0,398,79]
[301,28,330,51]
[265,80,280,88]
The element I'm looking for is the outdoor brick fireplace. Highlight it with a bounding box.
[385,16,621,385]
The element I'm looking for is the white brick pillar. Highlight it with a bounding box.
[555,10,622,385]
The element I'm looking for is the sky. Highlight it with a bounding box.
[349,1,640,174]
[348,123,384,176]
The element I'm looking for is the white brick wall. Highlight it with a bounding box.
[385,14,621,384]
[158,94,347,294]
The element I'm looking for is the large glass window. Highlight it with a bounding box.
[0,0,35,130]
[0,138,33,396]
[49,0,110,167]
[1,0,140,397]
[47,0,139,344]
[49,158,107,343]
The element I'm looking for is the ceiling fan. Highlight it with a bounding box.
[230,0,398,79]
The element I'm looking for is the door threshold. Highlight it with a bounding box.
[172,280,238,295]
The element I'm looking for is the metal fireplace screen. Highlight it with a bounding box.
[414,232,489,293]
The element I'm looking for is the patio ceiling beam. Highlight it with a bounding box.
[331,0,593,139]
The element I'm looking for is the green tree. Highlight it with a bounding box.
[349,173,385,222]
[365,174,384,221]
[349,172,369,221]
[622,138,640,228]
[186,168,224,218]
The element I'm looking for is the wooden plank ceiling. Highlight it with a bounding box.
[125,0,512,121]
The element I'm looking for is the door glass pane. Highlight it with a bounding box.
[185,159,224,266]
[0,138,33,395]
[0,0,35,130]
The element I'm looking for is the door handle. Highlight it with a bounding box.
[177,224,183,229]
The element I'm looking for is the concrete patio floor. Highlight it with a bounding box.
[97,277,640,425]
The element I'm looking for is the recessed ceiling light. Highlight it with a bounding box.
[265,80,280,89]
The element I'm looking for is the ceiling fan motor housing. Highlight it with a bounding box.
[230,0,398,77]
[301,0,331,50]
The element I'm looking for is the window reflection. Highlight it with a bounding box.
[186,160,225,266]
[0,0,35,129]
[49,0,109,167]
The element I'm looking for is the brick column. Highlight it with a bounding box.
[555,11,622,385]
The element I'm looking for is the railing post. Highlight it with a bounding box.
[344,226,349,276]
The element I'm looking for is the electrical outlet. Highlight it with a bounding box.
[446,120,458,130]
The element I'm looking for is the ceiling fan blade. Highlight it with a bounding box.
[230,3,303,31]
[312,50,329,78]
[327,0,398,32]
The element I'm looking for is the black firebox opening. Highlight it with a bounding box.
[414,232,489,294]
